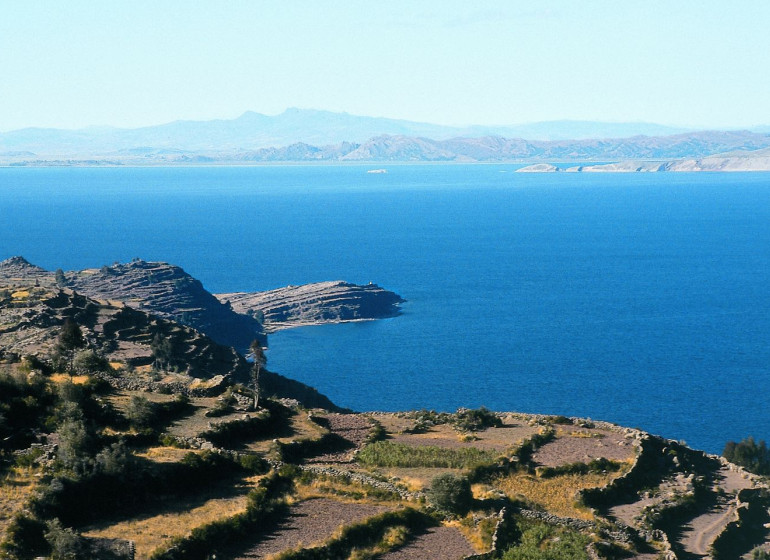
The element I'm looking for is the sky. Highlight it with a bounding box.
[2,1,770,132]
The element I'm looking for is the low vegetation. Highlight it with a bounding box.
[357,441,498,469]
[500,518,590,560]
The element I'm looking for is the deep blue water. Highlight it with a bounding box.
[1,165,769,453]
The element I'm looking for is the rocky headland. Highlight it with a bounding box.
[217,280,405,333]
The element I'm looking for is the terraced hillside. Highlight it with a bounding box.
[1,257,768,560]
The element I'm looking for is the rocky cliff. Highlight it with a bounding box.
[66,260,265,352]
[216,281,405,333]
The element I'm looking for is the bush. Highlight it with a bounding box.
[453,407,503,432]
[501,519,589,560]
[45,519,83,560]
[72,350,109,374]
[538,458,623,479]
[426,473,473,515]
[126,395,157,430]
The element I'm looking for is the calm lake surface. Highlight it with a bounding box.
[1,165,769,453]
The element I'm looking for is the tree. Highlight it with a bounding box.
[54,320,85,377]
[723,436,770,475]
[150,333,173,371]
[54,268,67,287]
[249,339,267,410]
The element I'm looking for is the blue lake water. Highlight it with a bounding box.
[1,165,769,453]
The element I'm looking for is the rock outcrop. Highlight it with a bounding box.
[217,281,405,333]
[67,260,265,352]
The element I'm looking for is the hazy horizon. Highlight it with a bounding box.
[2,2,770,133]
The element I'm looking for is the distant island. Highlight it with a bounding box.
[2,255,770,559]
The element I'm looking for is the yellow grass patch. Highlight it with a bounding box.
[109,361,125,370]
[0,467,40,541]
[49,374,90,385]
[10,290,29,299]
[136,446,198,464]
[489,470,625,520]
[83,477,260,560]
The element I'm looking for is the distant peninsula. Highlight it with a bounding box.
[516,147,770,173]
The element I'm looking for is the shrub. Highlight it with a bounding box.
[453,407,503,432]
[125,395,158,430]
[45,519,84,560]
[72,350,109,374]
[426,473,473,515]
[538,458,623,479]
[501,519,589,560]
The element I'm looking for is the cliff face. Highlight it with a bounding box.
[66,260,265,352]
[217,281,405,333]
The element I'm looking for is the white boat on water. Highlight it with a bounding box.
[366,168,388,174]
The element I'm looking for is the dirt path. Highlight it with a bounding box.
[231,498,390,559]
[680,498,736,557]
[678,467,754,558]
[378,526,476,560]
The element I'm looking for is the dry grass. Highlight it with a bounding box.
[489,468,628,520]
[10,291,29,299]
[0,467,40,541]
[82,475,261,560]
[449,515,499,552]
[136,446,198,463]
[49,373,90,384]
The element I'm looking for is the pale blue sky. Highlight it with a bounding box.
[2,1,769,132]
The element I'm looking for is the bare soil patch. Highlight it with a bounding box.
[383,419,537,452]
[378,526,475,560]
[306,413,373,463]
[231,498,391,559]
[532,429,636,467]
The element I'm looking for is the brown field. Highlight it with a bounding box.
[378,526,476,560]
[231,498,392,559]
[531,428,637,467]
[377,414,539,453]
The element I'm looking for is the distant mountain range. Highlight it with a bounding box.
[1,108,769,165]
